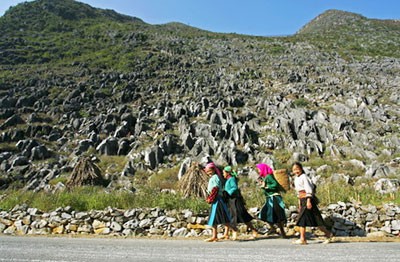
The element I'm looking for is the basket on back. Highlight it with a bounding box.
[273,169,290,192]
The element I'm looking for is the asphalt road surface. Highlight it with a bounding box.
[0,235,399,262]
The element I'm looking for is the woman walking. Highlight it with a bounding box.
[292,162,332,245]
[221,165,258,240]
[204,162,233,242]
[256,163,287,238]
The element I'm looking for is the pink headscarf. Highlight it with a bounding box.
[205,162,222,176]
[256,163,274,178]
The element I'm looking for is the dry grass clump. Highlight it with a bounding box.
[66,157,105,188]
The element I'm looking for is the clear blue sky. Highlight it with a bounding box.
[1,0,399,36]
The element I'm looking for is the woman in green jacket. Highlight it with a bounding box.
[256,163,287,238]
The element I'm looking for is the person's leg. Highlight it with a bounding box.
[319,226,333,244]
[228,223,238,240]
[212,226,218,239]
[220,225,229,239]
[205,226,218,242]
[293,226,307,244]
[318,226,332,238]
[299,226,307,243]
[267,222,277,234]
[231,228,238,240]
[277,222,287,238]
[245,222,258,239]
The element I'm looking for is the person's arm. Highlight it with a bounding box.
[306,197,312,209]
[265,175,279,192]
[302,175,314,209]
[206,186,219,204]
[207,175,219,193]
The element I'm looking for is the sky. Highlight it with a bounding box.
[0,0,399,36]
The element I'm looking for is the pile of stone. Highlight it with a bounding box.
[322,202,400,237]
[0,202,398,238]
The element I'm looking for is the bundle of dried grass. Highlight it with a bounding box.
[66,157,105,188]
[178,162,208,198]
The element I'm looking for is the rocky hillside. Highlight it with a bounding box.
[0,0,399,193]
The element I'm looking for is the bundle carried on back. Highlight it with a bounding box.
[273,169,290,192]
[178,162,209,198]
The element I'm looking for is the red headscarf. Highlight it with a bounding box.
[256,163,274,178]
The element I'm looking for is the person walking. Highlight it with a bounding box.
[256,163,287,238]
[221,165,258,240]
[204,162,232,242]
[291,162,332,245]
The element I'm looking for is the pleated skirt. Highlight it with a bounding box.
[296,197,325,227]
[226,196,254,228]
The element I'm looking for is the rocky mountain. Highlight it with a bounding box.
[0,0,399,193]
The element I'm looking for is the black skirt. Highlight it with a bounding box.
[296,197,325,227]
[226,195,254,228]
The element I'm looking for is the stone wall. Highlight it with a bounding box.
[0,202,399,238]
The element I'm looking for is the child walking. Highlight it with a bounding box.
[292,162,332,244]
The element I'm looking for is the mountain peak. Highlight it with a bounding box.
[2,0,142,26]
[296,9,367,35]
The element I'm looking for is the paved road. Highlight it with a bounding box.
[0,235,399,262]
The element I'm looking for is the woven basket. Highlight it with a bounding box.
[273,169,290,192]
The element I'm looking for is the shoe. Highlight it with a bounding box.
[292,239,307,245]
[322,232,334,244]
[218,235,229,240]
[204,237,218,242]
[323,237,334,244]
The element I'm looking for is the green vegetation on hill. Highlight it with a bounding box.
[1,2,399,82]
